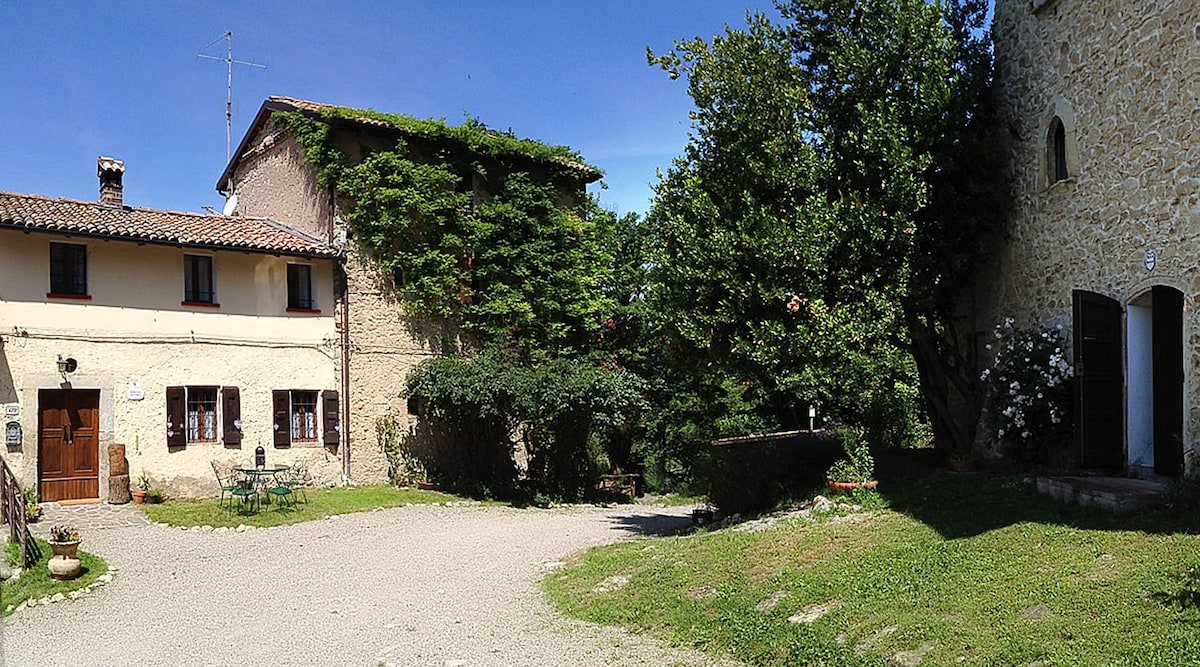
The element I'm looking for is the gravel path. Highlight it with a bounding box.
[3,504,738,667]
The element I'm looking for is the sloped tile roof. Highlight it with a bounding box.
[0,191,339,259]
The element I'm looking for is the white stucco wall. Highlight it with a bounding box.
[0,229,343,499]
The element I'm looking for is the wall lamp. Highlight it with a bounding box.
[57,355,78,375]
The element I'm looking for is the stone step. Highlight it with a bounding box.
[1036,476,1168,514]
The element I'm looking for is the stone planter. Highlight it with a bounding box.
[49,540,80,560]
[48,540,82,581]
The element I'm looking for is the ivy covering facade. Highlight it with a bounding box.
[279,108,613,360]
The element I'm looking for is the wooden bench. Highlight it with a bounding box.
[597,473,639,497]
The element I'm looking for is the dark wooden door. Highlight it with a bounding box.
[1073,291,1124,470]
[1152,286,1184,476]
[38,389,100,502]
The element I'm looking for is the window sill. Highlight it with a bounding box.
[46,292,92,300]
[182,301,220,308]
[286,307,322,314]
[1046,176,1076,193]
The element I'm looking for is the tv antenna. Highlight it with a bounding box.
[198,31,266,163]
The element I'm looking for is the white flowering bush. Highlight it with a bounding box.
[981,318,1074,463]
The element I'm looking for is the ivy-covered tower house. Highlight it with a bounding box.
[218,96,602,483]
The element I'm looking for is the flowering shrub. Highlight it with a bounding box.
[981,318,1074,462]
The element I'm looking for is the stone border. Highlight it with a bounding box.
[5,568,117,616]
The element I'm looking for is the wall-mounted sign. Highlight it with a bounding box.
[1144,250,1158,272]
[3,404,18,417]
[5,421,21,447]
[127,378,144,401]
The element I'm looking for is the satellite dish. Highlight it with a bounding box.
[222,193,238,216]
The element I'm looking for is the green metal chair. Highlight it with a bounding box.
[266,468,295,508]
[211,460,241,511]
[220,464,258,515]
[285,460,312,504]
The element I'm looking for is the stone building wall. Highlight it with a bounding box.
[225,116,333,242]
[229,130,438,485]
[984,0,1200,472]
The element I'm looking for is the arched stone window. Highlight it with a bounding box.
[1050,117,1069,182]
[1042,100,1079,189]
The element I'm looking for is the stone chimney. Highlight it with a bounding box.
[98,156,124,207]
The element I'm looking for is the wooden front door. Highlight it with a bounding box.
[38,389,100,502]
[1073,290,1124,470]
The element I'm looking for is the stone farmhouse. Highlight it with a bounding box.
[0,96,600,502]
[981,1,1200,479]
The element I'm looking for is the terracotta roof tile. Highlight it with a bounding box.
[0,191,339,259]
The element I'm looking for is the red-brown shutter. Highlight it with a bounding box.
[272,390,291,447]
[221,386,242,445]
[322,390,340,446]
[166,386,186,447]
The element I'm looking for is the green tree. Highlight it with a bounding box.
[647,0,1002,454]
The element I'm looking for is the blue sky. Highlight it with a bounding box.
[0,2,778,217]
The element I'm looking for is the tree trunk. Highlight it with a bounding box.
[904,303,983,456]
[107,444,132,504]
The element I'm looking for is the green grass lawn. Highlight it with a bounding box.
[3,538,108,616]
[543,473,1200,666]
[142,484,466,528]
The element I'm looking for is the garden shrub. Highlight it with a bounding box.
[404,353,646,501]
[980,318,1074,465]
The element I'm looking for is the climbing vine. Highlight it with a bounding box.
[279,109,616,359]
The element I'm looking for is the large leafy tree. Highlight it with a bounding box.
[647,0,1003,453]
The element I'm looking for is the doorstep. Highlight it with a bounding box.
[1036,476,1168,514]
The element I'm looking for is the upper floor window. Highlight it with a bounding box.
[1050,117,1069,183]
[49,242,88,297]
[183,254,216,305]
[287,263,316,311]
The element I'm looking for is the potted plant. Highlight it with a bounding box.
[145,488,165,504]
[133,470,150,504]
[825,426,877,493]
[24,487,42,523]
[47,524,82,580]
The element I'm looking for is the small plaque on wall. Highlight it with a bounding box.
[127,378,145,401]
[5,421,21,447]
[1144,250,1158,272]
[3,404,18,417]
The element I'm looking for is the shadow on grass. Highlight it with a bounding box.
[872,449,1200,539]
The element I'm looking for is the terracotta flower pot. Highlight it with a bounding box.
[132,490,147,504]
[416,481,436,491]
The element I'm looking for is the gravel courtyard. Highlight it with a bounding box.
[3,503,737,667]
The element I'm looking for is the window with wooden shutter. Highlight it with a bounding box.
[221,386,242,445]
[272,390,291,447]
[166,386,186,448]
[322,390,340,446]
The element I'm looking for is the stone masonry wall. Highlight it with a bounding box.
[984,0,1200,472]
[231,129,439,485]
